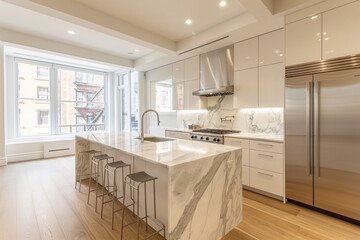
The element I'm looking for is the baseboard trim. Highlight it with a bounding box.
[6,151,44,163]
[0,157,7,166]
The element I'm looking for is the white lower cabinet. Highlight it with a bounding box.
[225,136,284,198]
[250,150,283,174]
[250,168,283,196]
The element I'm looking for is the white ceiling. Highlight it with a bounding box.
[73,0,248,41]
[0,1,154,60]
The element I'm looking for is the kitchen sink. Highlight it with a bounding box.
[136,137,176,142]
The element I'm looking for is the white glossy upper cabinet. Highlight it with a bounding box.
[234,68,258,108]
[172,61,185,83]
[259,63,284,107]
[259,29,284,66]
[184,56,199,81]
[173,82,185,110]
[285,15,322,66]
[234,37,259,71]
[185,79,207,110]
[323,1,360,59]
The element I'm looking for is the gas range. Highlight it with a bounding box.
[190,129,240,144]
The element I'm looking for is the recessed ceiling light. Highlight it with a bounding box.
[275,50,279,53]
[219,1,227,7]
[134,49,139,52]
[185,19,192,25]
[67,30,76,35]
[310,15,318,20]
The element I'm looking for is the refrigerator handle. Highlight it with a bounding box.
[306,81,313,175]
[314,80,320,177]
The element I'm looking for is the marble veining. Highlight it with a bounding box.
[177,95,283,135]
[169,150,242,240]
[75,131,243,240]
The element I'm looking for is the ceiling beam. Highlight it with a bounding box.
[2,0,177,54]
[0,27,133,68]
[238,0,274,20]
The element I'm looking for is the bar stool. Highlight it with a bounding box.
[121,171,166,240]
[87,154,114,212]
[100,160,134,229]
[75,150,101,192]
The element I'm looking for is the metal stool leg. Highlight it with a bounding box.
[75,152,80,189]
[87,157,94,204]
[137,185,140,240]
[111,168,118,230]
[101,165,107,218]
[95,161,99,212]
[144,182,148,231]
[79,152,95,192]
[120,178,126,240]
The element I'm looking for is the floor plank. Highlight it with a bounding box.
[1,157,360,240]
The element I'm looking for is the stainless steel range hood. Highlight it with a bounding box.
[192,45,234,97]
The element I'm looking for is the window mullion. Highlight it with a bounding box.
[50,66,58,135]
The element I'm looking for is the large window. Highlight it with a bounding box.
[15,59,107,137]
[57,68,105,134]
[117,71,139,132]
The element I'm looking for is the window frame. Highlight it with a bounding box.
[11,57,109,140]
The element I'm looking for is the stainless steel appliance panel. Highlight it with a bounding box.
[285,75,314,205]
[198,46,234,91]
[314,69,360,220]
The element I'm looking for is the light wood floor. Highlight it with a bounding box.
[0,157,359,240]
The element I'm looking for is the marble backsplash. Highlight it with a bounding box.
[177,96,283,135]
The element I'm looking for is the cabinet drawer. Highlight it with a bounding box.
[224,138,250,148]
[242,166,250,186]
[178,132,190,140]
[250,140,283,153]
[250,168,283,196]
[165,131,179,138]
[250,150,283,173]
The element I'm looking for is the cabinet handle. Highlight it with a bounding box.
[258,153,274,158]
[257,172,273,177]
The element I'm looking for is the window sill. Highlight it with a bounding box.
[7,134,75,144]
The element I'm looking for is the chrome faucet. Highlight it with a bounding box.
[140,109,160,142]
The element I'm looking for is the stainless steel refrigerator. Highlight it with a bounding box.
[285,55,360,221]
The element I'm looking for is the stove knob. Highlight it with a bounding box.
[206,137,209,141]
[213,138,217,141]
[217,139,221,142]
[200,137,204,140]
[191,136,194,139]
[194,136,197,139]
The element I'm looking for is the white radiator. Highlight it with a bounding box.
[44,140,75,158]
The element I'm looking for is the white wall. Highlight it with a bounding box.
[0,45,6,166]
[6,139,74,163]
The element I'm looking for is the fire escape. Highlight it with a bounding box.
[74,81,104,131]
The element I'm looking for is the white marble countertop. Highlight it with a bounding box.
[225,133,284,142]
[76,132,241,167]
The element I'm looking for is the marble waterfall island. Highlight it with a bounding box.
[75,132,243,240]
